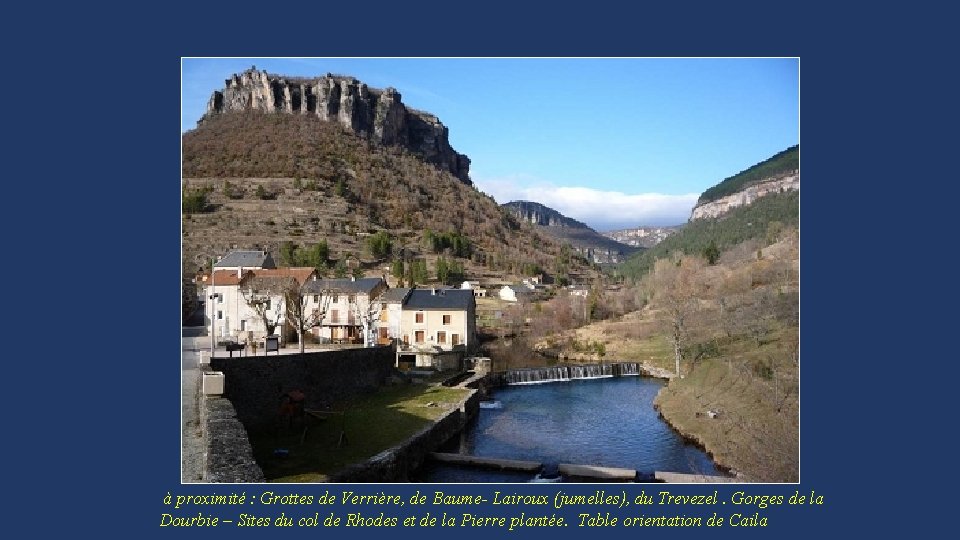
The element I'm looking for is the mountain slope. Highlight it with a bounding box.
[182,110,593,284]
[502,200,639,264]
[691,145,799,220]
[619,145,799,280]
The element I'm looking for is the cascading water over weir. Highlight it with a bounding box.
[488,362,643,386]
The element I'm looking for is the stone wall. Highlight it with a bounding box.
[327,390,480,482]
[201,393,264,482]
[210,346,395,431]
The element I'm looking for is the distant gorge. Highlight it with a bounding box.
[200,66,471,184]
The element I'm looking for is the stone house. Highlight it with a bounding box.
[379,287,412,345]
[499,283,534,303]
[202,266,316,342]
[396,288,477,371]
[303,277,388,344]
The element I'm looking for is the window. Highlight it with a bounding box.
[217,310,222,320]
[217,294,223,304]
[332,294,339,303]
[437,331,446,344]
[313,295,319,303]
[379,327,388,339]
[348,294,356,304]
[415,331,425,343]
[331,309,339,323]
[265,298,271,310]
[443,314,451,325]
[415,312,424,324]
[452,334,460,346]
[403,335,409,345]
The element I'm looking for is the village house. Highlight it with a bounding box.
[397,288,477,371]
[303,277,388,345]
[203,266,315,343]
[460,280,488,298]
[499,283,535,303]
[380,287,412,345]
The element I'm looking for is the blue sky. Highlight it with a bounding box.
[182,58,798,230]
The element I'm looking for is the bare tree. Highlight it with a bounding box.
[351,292,384,347]
[241,279,285,341]
[285,281,333,353]
[651,255,704,377]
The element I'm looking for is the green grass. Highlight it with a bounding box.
[654,324,799,482]
[613,336,674,371]
[249,383,470,482]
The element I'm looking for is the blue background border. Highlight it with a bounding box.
[15,1,928,537]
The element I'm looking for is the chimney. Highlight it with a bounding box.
[237,266,242,279]
[431,288,437,296]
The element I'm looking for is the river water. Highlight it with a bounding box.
[415,375,719,482]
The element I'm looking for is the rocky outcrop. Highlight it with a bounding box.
[502,200,638,264]
[201,66,471,184]
[503,200,589,228]
[690,171,799,221]
[602,226,680,248]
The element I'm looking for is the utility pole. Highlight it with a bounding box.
[210,257,216,358]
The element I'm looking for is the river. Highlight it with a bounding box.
[415,373,719,482]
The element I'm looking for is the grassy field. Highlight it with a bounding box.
[654,324,799,482]
[248,383,470,482]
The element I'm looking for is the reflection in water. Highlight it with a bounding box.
[417,377,718,482]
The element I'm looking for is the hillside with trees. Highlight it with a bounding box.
[697,145,799,205]
[182,111,594,284]
[618,190,798,280]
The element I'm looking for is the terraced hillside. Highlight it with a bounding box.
[182,111,593,284]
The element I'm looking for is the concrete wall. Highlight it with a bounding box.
[328,390,480,482]
[210,346,395,431]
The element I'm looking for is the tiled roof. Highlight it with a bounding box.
[403,289,475,310]
[247,267,316,286]
[214,250,276,269]
[382,287,412,303]
[201,269,252,286]
[303,277,385,295]
[200,268,315,287]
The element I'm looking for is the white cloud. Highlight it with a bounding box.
[473,174,698,231]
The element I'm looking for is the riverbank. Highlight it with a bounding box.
[653,326,799,482]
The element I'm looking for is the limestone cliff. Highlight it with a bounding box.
[502,201,638,264]
[690,171,798,221]
[200,66,471,184]
[602,226,680,248]
[502,201,590,229]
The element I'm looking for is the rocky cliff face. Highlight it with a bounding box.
[602,226,680,248]
[502,201,638,264]
[200,67,471,184]
[502,201,590,229]
[690,171,799,221]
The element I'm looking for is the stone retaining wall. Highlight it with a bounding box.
[201,392,264,482]
[210,346,395,431]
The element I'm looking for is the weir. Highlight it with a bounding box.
[427,453,731,482]
[487,362,643,386]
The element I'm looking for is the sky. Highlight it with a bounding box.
[182,58,798,231]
